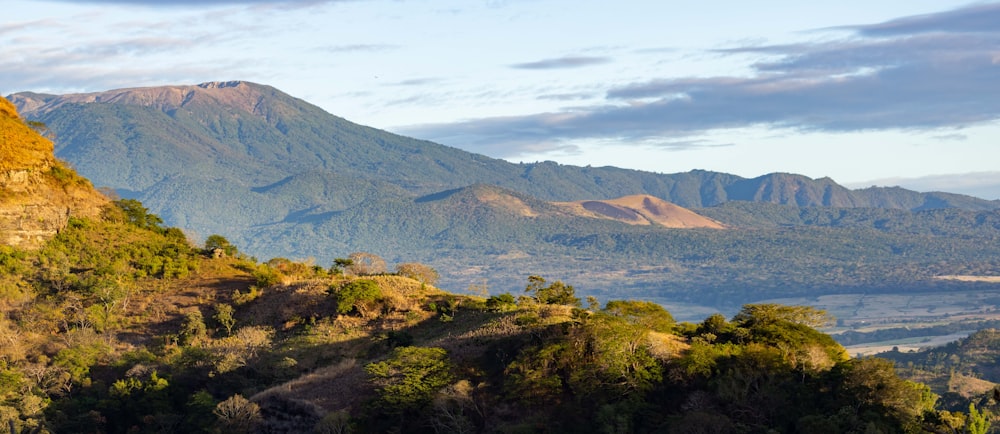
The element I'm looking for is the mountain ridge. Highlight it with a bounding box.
[7,82,1000,297]
[10,81,998,209]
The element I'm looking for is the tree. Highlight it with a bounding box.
[179,310,207,346]
[733,304,833,328]
[346,252,386,276]
[395,262,439,285]
[213,303,236,336]
[966,403,990,434]
[524,275,580,307]
[603,300,675,333]
[111,199,164,231]
[365,346,453,413]
[333,280,383,316]
[214,394,261,434]
[331,258,353,275]
[486,293,517,312]
[204,234,237,256]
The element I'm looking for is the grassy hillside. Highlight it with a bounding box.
[0,97,52,172]
[0,201,992,433]
[0,96,108,249]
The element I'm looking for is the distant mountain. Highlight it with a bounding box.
[7,82,1000,300]
[10,82,997,208]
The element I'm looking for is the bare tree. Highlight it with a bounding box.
[346,252,386,276]
[214,394,262,434]
[395,262,439,285]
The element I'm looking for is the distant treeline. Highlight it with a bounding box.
[832,320,1000,346]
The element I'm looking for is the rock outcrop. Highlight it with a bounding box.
[0,96,107,249]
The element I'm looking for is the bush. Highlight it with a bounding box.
[333,280,383,316]
[365,346,453,413]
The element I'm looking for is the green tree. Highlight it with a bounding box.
[333,279,383,316]
[331,258,353,275]
[111,199,164,231]
[966,402,990,434]
[214,303,236,336]
[365,346,453,413]
[486,293,517,312]
[733,304,833,328]
[603,300,675,333]
[525,275,580,307]
[179,310,208,346]
[204,234,237,256]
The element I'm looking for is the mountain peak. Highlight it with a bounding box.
[10,80,278,118]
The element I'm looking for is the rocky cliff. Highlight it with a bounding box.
[0,96,107,249]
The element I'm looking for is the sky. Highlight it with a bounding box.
[4,0,1000,199]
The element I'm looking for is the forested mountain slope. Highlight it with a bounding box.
[7,83,1000,301]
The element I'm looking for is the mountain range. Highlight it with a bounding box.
[7,81,1000,307]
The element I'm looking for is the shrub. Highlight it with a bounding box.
[332,280,383,316]
[365,346,453,414]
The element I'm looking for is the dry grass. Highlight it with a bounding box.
[0,97,53,172]
[251,358,372,413]
[948,372,997,398]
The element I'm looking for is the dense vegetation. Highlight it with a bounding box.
[0,199,996,433]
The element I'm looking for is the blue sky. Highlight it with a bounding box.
[4,0,1000,199]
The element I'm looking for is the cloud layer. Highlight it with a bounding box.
[401,3,1000,158]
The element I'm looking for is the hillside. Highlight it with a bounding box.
[554,194,725,228]
[877,329,1000,416]
[0,96,107,248]
[0,207,986,433]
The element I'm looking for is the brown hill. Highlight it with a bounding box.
[554,194,726,229]
[0,96,107,248]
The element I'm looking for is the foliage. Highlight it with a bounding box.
[333,279,383,316]
[178,310,208,346]
[109,198,164,232]
[525,275,580,307]
[486,293,517,312]
[213,303,236,336]
[603,300,675,332]
[966,403,990,434]
[365,346,453,414]
[47,159,91,188]
[395,262,439,285]
[0,159,985,434]
[204,234,238,256]
[732,303,834,328]
[331,257,353,275]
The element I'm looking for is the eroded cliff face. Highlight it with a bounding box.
[0,96,107,249]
